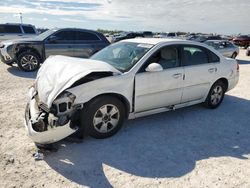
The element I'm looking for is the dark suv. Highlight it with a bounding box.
[0,28,110,71]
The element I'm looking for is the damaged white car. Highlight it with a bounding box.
[25,38,239,144]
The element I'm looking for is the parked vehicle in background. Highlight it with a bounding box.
[246,46,250,56]
[24,38,239,144]
[0,28,110,71]
[112,32,143,43]
[156,32,178,38]
[0,23,38,42]
[142,31,153,38]
[192,35,222,43]
[232,35,250,49]
[204,40,239,58]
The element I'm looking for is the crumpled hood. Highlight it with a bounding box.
[36,55,121,107]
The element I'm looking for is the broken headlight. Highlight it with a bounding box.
[52,91,76,116]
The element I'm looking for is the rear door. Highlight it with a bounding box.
[180,45,218,103]
[74,30,101,58]
[44,30,76,58]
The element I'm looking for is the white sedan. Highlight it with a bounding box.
[25,38,239,144]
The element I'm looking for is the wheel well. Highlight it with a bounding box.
[87,93,130,118]
[16,47,42,60]
[215,78,228,91]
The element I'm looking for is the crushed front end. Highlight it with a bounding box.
[24,87,79,144]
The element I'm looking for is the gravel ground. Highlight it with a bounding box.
[0,49,250,188]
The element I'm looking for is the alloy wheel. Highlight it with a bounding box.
[20,54,38,71]
[93,104,120,133]
[210,85,223,105]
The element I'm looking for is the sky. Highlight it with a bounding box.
[0,0,249,35]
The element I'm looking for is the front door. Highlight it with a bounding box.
[44,30,75,58]
[135,45,184,112]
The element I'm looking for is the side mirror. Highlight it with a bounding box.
[47,35,58,42]
[145,63,163,72]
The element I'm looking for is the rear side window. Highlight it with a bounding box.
[0,25,22,33]
[22,26,36,34]
[76,31,100,41]
[182,46,209,66]
[207,50,220,63]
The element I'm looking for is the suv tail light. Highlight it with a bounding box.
[236,61,239,72]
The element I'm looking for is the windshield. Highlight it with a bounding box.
[91,42,153,72]
[35,29,57,40]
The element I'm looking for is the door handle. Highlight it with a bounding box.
[208,68,217,73]
[172,73,182,79]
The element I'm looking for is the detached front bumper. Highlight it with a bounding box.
[24,90,77,144]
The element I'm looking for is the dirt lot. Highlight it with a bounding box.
[0,49,250,188]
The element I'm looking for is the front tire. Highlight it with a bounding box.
[17,51,41,72]
[80,96,125,139]
[204,81,226,109]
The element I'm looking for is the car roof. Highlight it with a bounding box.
[50,28,102,34]
[123,38,224,59]
[123,38,184,45]
[1,23,35,27]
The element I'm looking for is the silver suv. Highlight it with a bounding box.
[0,23,38,42]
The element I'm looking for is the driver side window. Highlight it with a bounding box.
[140,45,179,72]
[48,31,76,44]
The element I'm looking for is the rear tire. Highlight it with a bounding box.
[17,51,41,72]
[204,81,226,109]
[80,96,125,139]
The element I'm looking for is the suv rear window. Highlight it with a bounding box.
[22,26,36,34]
[0,25,22,33]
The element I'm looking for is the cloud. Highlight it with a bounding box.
[60,18,85,23]
[0,0,249,34]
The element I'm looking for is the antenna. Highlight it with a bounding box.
[19,12,23,24]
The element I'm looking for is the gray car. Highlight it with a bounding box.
[0,28,110,71]
[0,23,38,42]
[204,40,239,58]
